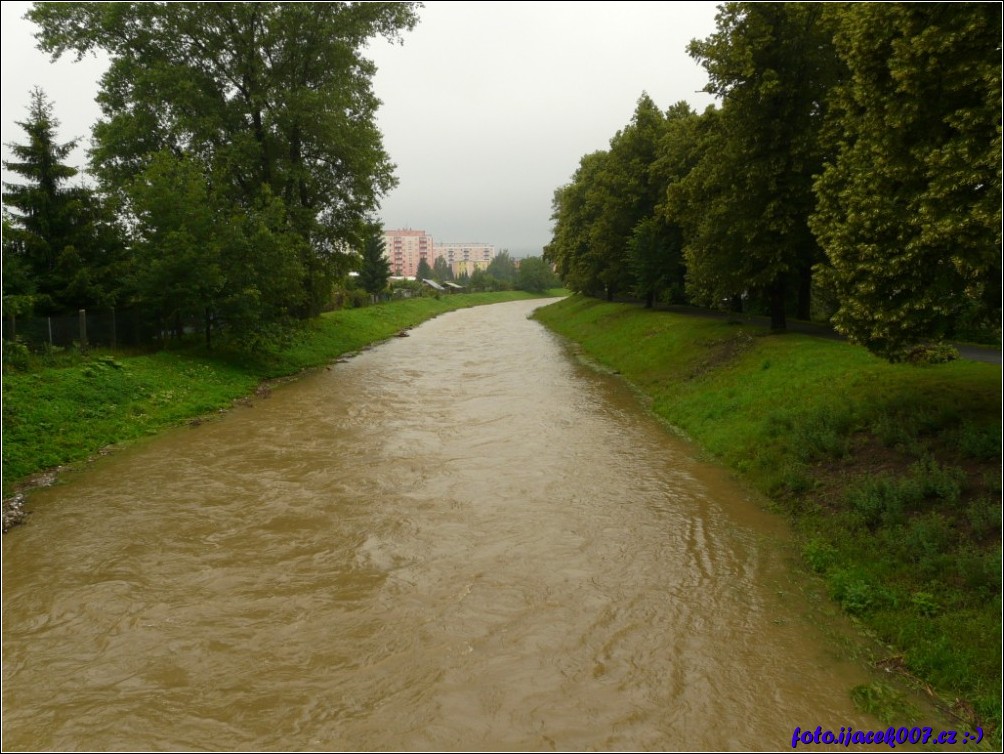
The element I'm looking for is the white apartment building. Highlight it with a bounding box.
[434,242,496,277]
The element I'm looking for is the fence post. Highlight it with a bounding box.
[111,307,117,349]
[79,308,88,351]
[48,317,53,347]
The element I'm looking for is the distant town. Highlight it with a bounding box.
[382,229,498,278]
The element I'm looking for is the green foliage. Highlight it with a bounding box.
[415,257,433,281]
[486,250,517,285]
[357,227,391,297]
[846,476,918,530]
[546,94,671,299]
[903,342,961,365]
[432,255,454,282]
[516,256,558,293]
[850,682,917,725]
[955,421,1002,462]
[628,216,683,308]
[790,405,853,461]
[2,339,32,372]
[802,538,838,574]
[682,3,840,329]
[468,269,504,292]
[811,3,1002,360]
[966,497,1002,541]
[127,151,225,340]
[829,568,887,615]
[2,87,125,313]
[28,1,421,325]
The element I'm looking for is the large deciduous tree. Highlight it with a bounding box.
[486,250,517,286]
[633,101,699,308]
[28,1,421,324]
[545,94,672,300]
[516,256,557,294]
[811,3,1002,359]
[684,2,840,330]
[545,150,609,297]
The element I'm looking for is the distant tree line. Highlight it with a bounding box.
[3,2,420,350]
[414,250,558,294]
[544,3,1001,360]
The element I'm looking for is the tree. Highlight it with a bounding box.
[633,101,699,307]
[432,255,453,281]
[29,2,421,322]
[811,4,1002,359]
[545,150,610,296]
[589,93,669,301]
[516,256,558,293]
[127,150,225,346]
[416,257,433,280]
[684,3,841,329]
[357,228,390,299]
[486,250,516,286]
[2,87,121,313]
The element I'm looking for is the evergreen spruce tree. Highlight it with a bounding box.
[3,87,82,311]
[358,230,391,299]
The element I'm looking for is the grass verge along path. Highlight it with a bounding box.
[2,291,561,496]
[534,295,1001,740]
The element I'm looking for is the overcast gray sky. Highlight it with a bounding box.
[2,1,720,257]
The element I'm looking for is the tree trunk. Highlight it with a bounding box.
[204,307,213,351]
[769,279,787,332]
[797,264,812,321]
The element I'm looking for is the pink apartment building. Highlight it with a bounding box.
[382,229,436,277]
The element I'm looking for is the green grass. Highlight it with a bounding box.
[2,290,562,492]
[534,295,1001,739]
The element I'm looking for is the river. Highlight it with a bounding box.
[2,298,883,750]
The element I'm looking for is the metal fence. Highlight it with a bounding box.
[3,308,167,351]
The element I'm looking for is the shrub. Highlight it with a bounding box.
[904,342,960,364]
[803,538,838,573]
[2,338,31,371]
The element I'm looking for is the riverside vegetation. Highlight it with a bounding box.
[1,291,561,498]
[534,296,1001,741]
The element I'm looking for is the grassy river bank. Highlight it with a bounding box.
[534,295,1001,740]
[2,291,560,498]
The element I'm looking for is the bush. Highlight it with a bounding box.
[910,456,965,504]
[829,569,881,615]
[955,421,1002,461]
[791,406,852,461]
[966,497,1001,540]
[845,476,919,529]
[2,338,31,371]
[904,342,960,364]
[803,538,838,573]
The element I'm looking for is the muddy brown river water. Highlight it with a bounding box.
[2,298,887,750]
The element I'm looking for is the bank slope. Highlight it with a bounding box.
[534,295,1001,737]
